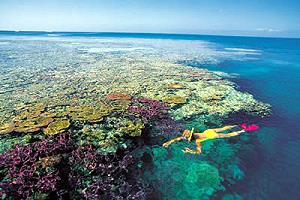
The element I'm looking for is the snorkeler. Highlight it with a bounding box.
[163,124,259,154]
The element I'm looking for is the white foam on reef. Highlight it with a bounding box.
[0,42,10,45]
[78,47,152,53]
[46,34,64,37]
[0,35,262,68]
[225,47,260,52]
[224,47,261,56]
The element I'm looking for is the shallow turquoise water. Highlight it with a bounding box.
[0,31,299,199]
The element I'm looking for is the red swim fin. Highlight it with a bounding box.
[239,123,260,131]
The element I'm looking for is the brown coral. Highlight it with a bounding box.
[36,155,61,168]
[163,96,187,104]
[118,119,145,137]
[0,103,58,134]
[13,103,46,121]
[106,93,132,101]
[109,100,130,111]
[0,123,15,134]
[68,105,111,123]
[12,116,54,133]
[168,83,185,89]
[43,118,70,135]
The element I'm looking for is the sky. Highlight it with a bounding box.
[0,0,299,38]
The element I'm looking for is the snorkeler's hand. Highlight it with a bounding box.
[182,147,197,154]
[232,130,245,136]
[163,141,171,148]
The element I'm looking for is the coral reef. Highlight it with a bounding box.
[0,134,147,199]
[0,135,31,154]
[153,117,184,136]
[43,118,70,135]
[163,95,187,104]
[128,97,169,122]
[106,93,132,101]
[167,83,185,89]
[171,83,271,120]
[0,133,72,199]
[108,100,131,111]
[68,145,146,199]
[0,36,272,199]
[77,123,122,154]
[74,114,145,154]
[183,162,223,198]
[68,105,111,123]
[140,145,224,199]
[0,123,14,135]
[118,118,145,137]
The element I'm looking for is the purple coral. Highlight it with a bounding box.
[0,133,147,199]
[0,133,73,199]
[154,117,184,136]
[128,106,160,120]
[136,97,169,111]
[68,145,145,199]
[128,97,182,136]
[36,172,61,192]
[128,97,169,122]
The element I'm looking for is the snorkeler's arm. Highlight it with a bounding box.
[163,136,184,148]
[195,139,202,154]
[182,139,202,154]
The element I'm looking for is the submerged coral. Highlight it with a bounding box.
[118,118,145,137]
[167,83,186,89]
[0,133,147,199]
[153,117,184,136]
[74,114,145,154]
[171,81,271,120]
[183,162,223,198]
[0,134,31,154]
[76,123,121,154]
[0,133,72,199]
[69,145,146,199]
[163,95,187,104]
[128,97,169,122]
[68,105,111,123]
[43,118,70,135]
[140,145,224,199]
[0,36,271,199]
[106,93,132,101]
[0,123,14,135]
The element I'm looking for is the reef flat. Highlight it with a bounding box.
[0,36,270,199]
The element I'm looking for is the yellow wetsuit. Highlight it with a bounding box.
[200,129,218,142]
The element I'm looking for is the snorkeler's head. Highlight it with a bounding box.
[183,128,194,142]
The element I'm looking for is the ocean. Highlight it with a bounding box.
[0,31,299,199]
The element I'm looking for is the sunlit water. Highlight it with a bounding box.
[0,32,299,199]
[180,36,300,199]
[200,36,300,199]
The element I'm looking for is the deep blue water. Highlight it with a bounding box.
[187,36,300,199]
[1,31,300,199]
[177,35,300,199]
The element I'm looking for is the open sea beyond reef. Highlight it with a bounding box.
[0,31,299,200]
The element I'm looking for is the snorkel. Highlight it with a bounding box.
[188,128,194,142]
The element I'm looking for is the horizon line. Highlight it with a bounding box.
[0,29,299,40]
